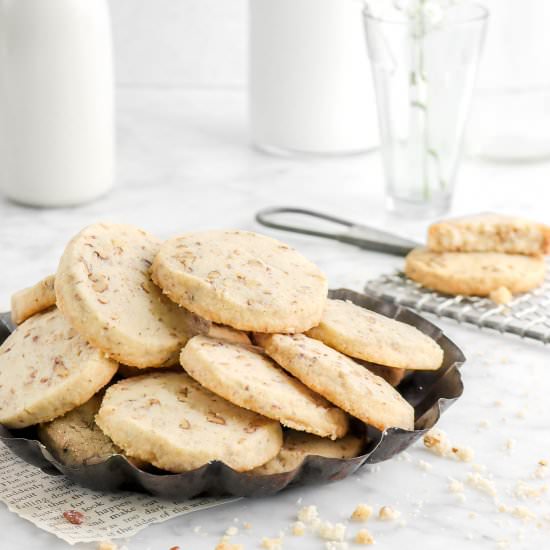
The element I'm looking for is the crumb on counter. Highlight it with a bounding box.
[511,506,536,521]
[489,286,513,305]
[351,504,373,522]
[291,521,306,536]
[261,537,283,550]
[98,543,117,550]
[297,505,319,524]
[318,521,346,541]
[423,428,451,456]
[452,446,474,463]
[418,460,432,472]
[505,438,516,452]
[448,478,464,494]
[378,506,400,521]
[225,526,239,536]
[355,529,375,545]
[423,428,473,462]
[215,540,243,550]
[243,522,252,530]
[466,472,497,497]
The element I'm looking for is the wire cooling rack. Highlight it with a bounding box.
[364,268,550,345]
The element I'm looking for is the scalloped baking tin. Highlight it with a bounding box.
[0,289,465,499]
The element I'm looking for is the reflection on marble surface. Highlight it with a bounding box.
[1,90,549,549]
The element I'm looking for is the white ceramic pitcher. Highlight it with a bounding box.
[0,0,114,207]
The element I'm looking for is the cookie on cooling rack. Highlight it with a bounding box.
[95,372,283,473]
[405,248,546,297]
[250,431,364,475]
[10,274,56,325]
[255,333,415,432]
[428,213,550,256]
[180,335,348,440]
[0,308,118,428]
[306,299,443,371]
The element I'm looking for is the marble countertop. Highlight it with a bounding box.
[1,89,549,550]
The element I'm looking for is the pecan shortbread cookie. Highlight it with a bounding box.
[0,308,118,428]
[55,223,208,368]
[11,274,56,325]
[251,431,364,475]
[256,333,415,432]
[152,230,328,333]
[306,299,443,371]
[38,394,144,467]
[180,336,348,440]
[96,372,283,473]
[405,247,546,296]
[428,213,550,255]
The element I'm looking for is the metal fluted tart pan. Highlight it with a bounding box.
[0,289,465,499]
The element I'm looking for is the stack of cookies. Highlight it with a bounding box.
[0,223,445,476]
[405,214,550,303]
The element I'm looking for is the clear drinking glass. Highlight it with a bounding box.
[364,3,488,217]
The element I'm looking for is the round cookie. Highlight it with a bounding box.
[405,247,546,297]
[306,299,443,371]
[0,308,118,428]
[38,394,145,467]
[95,372,283,473]
[151,230,328,333]
[55,223,209,368]
[256,333,415,432]
[251,431,364,475]
[180,335,348,439]
[11,274,56,325]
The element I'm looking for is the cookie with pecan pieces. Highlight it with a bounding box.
[0,308,118,428]
[152,230,328,333]
[180,335,348,440]
[250,430,364,475]
[96,372,283,472]
[55,223,208,368]
[10,274,56,325]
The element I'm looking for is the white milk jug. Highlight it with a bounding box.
[249,0,378,155]
[0,0,114,206]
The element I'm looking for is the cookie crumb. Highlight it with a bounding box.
[378,506,400,521]
[448,478,464,494]
[355,529,375,545]
[225,526,239,536]
[466,472,497,497]
[418,459,432,472]
[291,521,306,536]
[423,428,451,456]
[489,286,513,305]
[261,537,283,550]
[351,504,373,522]
[325,543,348,550]
[452,445,474,462]
[504,438,516,452]
[243,522,252,530]
[215,541,243,550]
[98,543,117,550]
[318,521,346,541]
[511,506,536,521]
[297,505,319,524]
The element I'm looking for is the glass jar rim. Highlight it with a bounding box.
[363,2,489,26]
